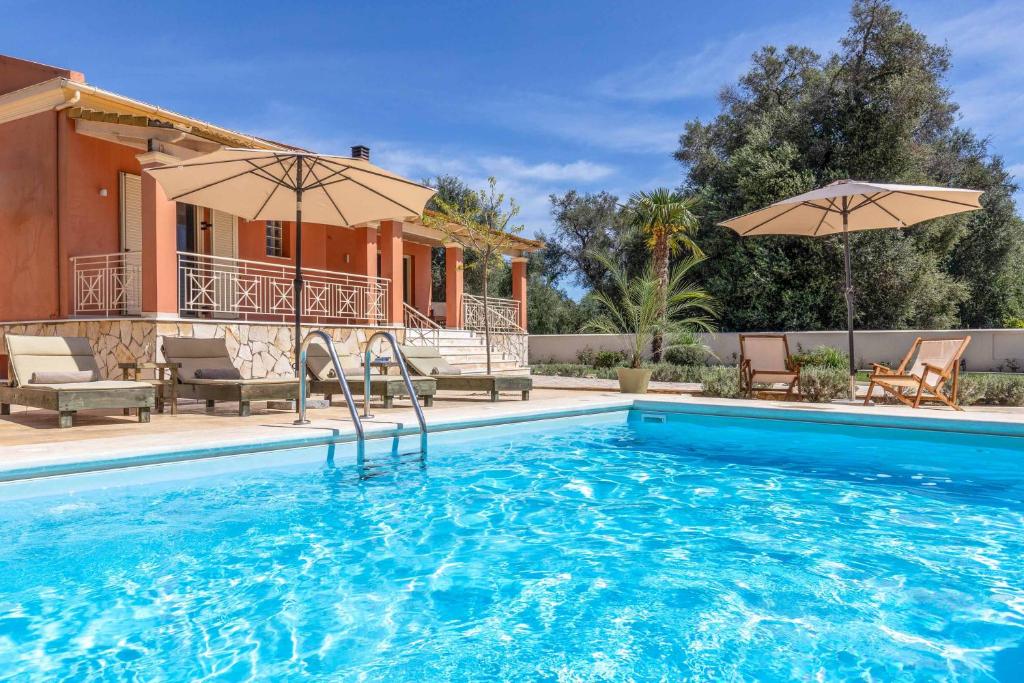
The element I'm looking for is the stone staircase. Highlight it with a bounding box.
[405,327,530,375]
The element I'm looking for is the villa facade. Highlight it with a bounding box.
[0,55,538,377]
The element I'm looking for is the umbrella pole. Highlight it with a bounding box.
[841,199,856,401]
[293,156,304,394]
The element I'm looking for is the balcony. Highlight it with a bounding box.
[70,253,142,317]
[177,252,389,325]
[70,252,390,325]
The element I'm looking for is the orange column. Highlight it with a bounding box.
[137,151,179,317]
[353,226,379,324]
[511,256,528,331]
[445,243,464,329]
[379,220,404,324]
[353,226,377,278]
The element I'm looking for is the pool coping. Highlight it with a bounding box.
[2,395,1023,482]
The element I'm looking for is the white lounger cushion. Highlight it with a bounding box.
[399,345,460,376]
[5,335,102,388]
[161,337,242,383]
[306,337,362,381]
[21,380,152,391]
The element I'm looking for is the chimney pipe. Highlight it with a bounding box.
[351,145,370,161]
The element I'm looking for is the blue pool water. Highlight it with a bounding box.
[1,409,1024,680]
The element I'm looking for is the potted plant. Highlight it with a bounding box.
[585,253,716,394]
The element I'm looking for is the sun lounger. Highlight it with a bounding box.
[0,335,154,428]
[305,340,436,408]
[399,345,531,401]
[865,336,970,410]
[738,334,802,400]
[161,337,301,416]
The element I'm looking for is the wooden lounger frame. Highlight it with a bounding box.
[738,334,802,400]
[865,336,971,411]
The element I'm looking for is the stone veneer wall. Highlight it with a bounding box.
[0,319,403,381]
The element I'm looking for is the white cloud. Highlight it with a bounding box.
[594,33,760,102]
[592,16,839,104]
[480,91,682,155]
[916,1,1024,139]
[479,156,614,183]
[369,142,622,238]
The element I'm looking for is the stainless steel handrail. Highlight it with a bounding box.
[363,331,427,437]
[294,330,364,438]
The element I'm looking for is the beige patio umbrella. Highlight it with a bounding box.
[718,180,983,400]
[147,148,436,380]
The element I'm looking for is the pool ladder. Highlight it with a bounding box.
[294,330,427,448]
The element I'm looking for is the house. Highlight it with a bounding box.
[0,55,539,377]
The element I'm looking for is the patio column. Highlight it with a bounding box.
[353,226,378,324]
[445,242,464,329]
[511,256,528,331]
[379,220,404,325]
[353,226,378,278]
[137,151,179,318]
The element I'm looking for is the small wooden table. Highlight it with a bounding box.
[368,358,398,375]
[120,361,181,415]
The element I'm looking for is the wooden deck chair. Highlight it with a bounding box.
[865,336,970,411]
[738,334,802,400]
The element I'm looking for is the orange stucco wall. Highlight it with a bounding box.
[0,111,59,321]
[59,116,142,315]
[404,241,433,313]
[0,55,137,322]
[0,55,82,95]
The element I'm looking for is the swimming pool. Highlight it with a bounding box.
[1,406,1023,680]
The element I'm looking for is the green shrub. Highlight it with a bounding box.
[792,345,848,370]
[576,348,597,367]
[698,366,742,398]
[799,366,848,403]
[663,345,711,367]
[958,373,1024,406]
[593,350,625,368]
[530,363,592,378]
[647,363,710,383]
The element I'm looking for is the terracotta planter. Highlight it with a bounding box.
[616,367,652,394]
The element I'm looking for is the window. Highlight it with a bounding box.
[266,220,284,257]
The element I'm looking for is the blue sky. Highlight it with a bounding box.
[2,0,1022,294]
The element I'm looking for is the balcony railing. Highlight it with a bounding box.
[178,252,389,325]
[462,293,524,333]
[70,253,142,316]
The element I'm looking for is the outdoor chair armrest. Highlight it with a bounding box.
[921,363,950,379]
[870,363,894,375]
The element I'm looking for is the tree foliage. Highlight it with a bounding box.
[625,188,702,359]
[584,253,717,368]
[675,0,1024,331]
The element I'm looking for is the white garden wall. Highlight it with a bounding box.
[529,329,1024,372]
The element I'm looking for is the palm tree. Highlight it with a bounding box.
[627,188,702,361]
[584,252,717,370]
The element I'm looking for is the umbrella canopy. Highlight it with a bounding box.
[719,180,982,236]
[718,180,983,400]
[147,148,435,226]
[147,148,436,394]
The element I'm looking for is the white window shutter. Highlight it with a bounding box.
[119,172,143,315]
[211,210,237,258]
[210,210,239,317]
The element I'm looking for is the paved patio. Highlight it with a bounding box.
[1,387,1022,480]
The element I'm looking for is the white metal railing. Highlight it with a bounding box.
[178,252,389,324]
[462,293,524,333]
[403,302,441,345]
[70,252,142,316]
